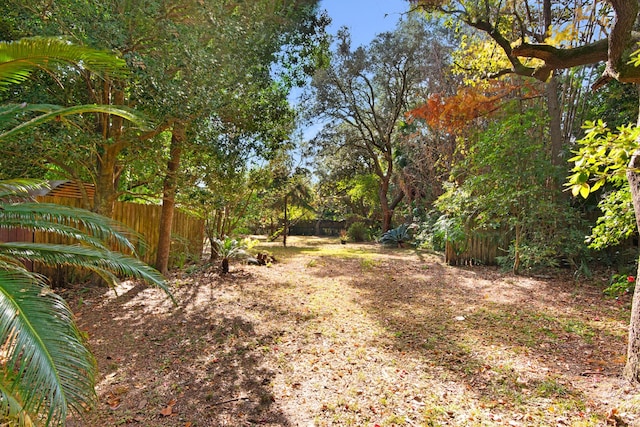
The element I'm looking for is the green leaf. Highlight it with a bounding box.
[0,242,173,304]
[0,37,128,91]
[577,171,589,184]
[0,270,96,426]
[0,104,151,141]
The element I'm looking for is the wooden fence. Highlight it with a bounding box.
[445,230,511,266]
[288,220,347,236]
[34,196,204,267]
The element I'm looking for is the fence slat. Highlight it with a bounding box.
[445,229,510,266]
[35,196,203,266]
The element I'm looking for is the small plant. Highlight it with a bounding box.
[379,224,412,248]
[604,273,636,298]
[211,236,255,274]
[339,229,348,244]
[347,222,368,242]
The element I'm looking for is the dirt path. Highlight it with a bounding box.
[66,238,640,426]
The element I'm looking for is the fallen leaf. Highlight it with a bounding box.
[160,399,177,417]
[106,393,121,410]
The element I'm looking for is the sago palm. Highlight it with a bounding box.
[0,180,172,426]
[211,236,255,274]
[0,37,166,426]
[0,36,145,139]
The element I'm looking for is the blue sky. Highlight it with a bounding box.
[320,0,410,47]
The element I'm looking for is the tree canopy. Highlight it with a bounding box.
[307,15,454,231]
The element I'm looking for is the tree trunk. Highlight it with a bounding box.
[94,142,121,216]
[624,149,640,383]
[155,122,184,275]
[282,195,288,247]
[513,222,521,275]
[269,217,275,239]
[209,236,217,262]
[93,84,126,216]
[546,75,564,168]
[541,0,564,173]
[380,179,393,232]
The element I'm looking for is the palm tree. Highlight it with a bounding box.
[0,37,168,426]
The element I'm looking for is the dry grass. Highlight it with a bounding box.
[66,237,640,426]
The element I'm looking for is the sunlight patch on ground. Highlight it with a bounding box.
[67,237,639,426]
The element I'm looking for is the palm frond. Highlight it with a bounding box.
[0,270,96,426]
[0,243,174,303]
[0,202,142,255]
[0,179,48,201]
[0,37,128,90]
[0,217,110,252]
[0,103,151,140]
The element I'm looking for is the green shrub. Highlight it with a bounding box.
[604,273,636,298]
[496,242,560,271]
[347,222,368,242]
[413,212,465,252]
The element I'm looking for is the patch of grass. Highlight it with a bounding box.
[468,307,564,348]
[382,414,407,425]
[562,319,596,343]
[535,377,570,398]
[421,336,440,350]
[306,246,379,259]
[423,406,448,426]
[256,238,381,261]
[360,257,379,271]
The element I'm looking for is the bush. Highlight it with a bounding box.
[347,222,368,242]
[496,242,560,271]
[604,273,636,298]
[413,211,466,253]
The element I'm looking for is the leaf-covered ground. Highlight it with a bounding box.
[66,237,640,426]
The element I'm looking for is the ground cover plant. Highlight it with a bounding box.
[66,237,640,426]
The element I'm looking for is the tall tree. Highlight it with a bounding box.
[259,148,315,246]
[308,16,452,231]
[1,0,327,273]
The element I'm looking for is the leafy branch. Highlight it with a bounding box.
[566,119,640,198]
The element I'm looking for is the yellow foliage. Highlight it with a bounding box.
[545,24,578,48]
[452,35,511,85]
[453,34,544,85]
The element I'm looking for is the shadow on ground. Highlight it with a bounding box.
[66,271,293,427]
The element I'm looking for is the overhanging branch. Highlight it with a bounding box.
[512,39,609,70]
